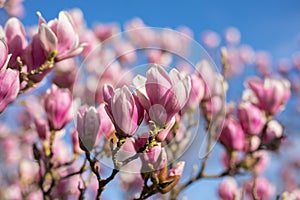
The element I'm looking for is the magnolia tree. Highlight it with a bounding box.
[0,3,300,200]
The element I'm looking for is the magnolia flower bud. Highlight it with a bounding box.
[133,134,167,172]
[77,106,100,151]
[43,85,72,130]
[71,129,84,154]
[0,39,9,72]
[245,177,275,199]
[253,150,270,174]
[104,85,144,137]
[4,17,27,69]
[97,103,115,139]
[156,116,175,142]
[218,177,238,200]
[219,116,245,151]
[23,35,48,83]
[168,161,185,177]
[0,68,20,113]
[201,30,221,48]
[263,120,283,145]
[181,74,205,113]
[34,118,50,140]
[142,143,167,172]
[238,102,266,135]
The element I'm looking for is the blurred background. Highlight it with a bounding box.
[18,0,300,58]
[1,0,300,199]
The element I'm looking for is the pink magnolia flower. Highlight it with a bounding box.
[243,135,261,152]
[43,84,72,130]
[71,129,84,155]
[77,106,100,151]
[142,143,167,172]
[124,18,157,47]
[277,58,292,75]
[239,45,255,65]
[103,84,144,137]
[222,47,247,76]
[0,39,10,73]
[221,150,242,169]
[27,190,43,200]
[4,17,27,69]
[1,184,22,200]
[196,59,224,99]
[2,0,24,17]
[52,58,77,89]
[202,95,223,119]
[246,77,291,115]
[52,133,73,164]
[38,11,85,61]
[0,67,20,113]
[68,8,86,33]
[146,49,172,66]
[93,22,120,42]
[160,28,192,56]
[79,30,99,58]
[245,177,275,199]
[19,159,39,184]
[238,102,266,135]
[93,60,132,103]
[119,172,144,197]
[219,116,245,151]
[113,40,136,63]
[252,150,270,174]
[224,27,241,45]
[134,136,167,172]
[34,118,50,140]
[168,161,185,177]
[1,136,21,164]
[97,103,115,139]
[282,189,300,200]
[263,120,283,145]
[134,65,191,126]
[255,51,272,77]
[201,30,221,48]
[22,34,48,82]
[181,74,205,113]
[156,116,175,142]
[218,177,238,200]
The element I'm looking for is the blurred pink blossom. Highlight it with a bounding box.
[219,116,245,151]
[201,30,221,48]
[218,177,239,200]
[43,84,72,130]
[246,77,291,115]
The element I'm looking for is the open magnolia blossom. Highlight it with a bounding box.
[134,64,191,127]
[246,77,291,115]
[38,11,86,61]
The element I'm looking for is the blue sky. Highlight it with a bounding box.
[21,0,300,59]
